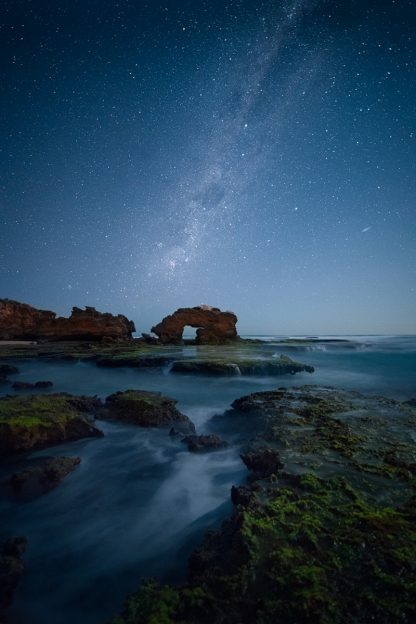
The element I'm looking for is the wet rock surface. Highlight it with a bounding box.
[182,434,228,453]
[170,355,314,376]
[100,390,196,433]
[1,456,80,500]
[111,386,416,624]
[0,536,27,619]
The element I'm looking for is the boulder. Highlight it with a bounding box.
[12,380,53,390]
[241,448,284,476]
[0,365,19,376]
[0,536,27,615]
[182,434,228,453]
[101,390,195,433]
[0,299,135,341]
[151,305,238,344]
[2,456,80,500]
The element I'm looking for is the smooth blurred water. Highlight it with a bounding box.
[0,335,415,623]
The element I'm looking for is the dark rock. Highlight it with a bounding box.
[241,448,284,476]
[34,380,53,388]
[171,360,241,375]
[10,380,52,390]
[2,456,80,500]
[182,434,228,453]
[141,333,159,345]
[12,381,36,390]
[101,390,195,433]
[96,356,172,368]
[170,355,313,377]
[0,299,135,341]
[0,365,19,376]
[151,305,238,345]
[230,484,255,507]
[0,536,27,614]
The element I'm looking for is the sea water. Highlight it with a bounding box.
[0,336,415,623]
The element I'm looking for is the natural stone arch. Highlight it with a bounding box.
[150,305,238,345]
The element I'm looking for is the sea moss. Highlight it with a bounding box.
[0,394,102,455]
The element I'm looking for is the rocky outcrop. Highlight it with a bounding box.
[182,434,228,453]
[0,536,27,618]
[170,355,314,376]
[110,387,416,624]
[240,448,283,476]
[0,299,135,341]
[0,394,103,456]
[100,390,195,433]
[12,380,53,390]
[1,456,80,500]
[150,305,238,344]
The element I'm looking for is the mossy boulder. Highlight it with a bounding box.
[101,390,195,433]
[0,394,103,457]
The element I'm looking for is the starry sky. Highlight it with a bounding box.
[1,0,415,335]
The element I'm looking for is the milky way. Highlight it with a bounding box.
[1,0,415,333]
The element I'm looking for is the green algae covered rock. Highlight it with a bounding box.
[171,355,314,377]
[101,390,195,434]
[109,387,416,624]
[0,393,103,457]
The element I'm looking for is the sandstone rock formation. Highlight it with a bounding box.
[0,299,135,341]
[150,305,238,344]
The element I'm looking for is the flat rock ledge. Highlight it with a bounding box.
[171,355,314,376]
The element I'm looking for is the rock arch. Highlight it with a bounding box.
[150,305,238,345]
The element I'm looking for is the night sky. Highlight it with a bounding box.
[1,0,415,335]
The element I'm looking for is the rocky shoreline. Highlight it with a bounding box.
[108,387,416,624]
[1,307,415,624]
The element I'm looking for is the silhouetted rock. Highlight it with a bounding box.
[0,299,135,341]
[151,305,238,344]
